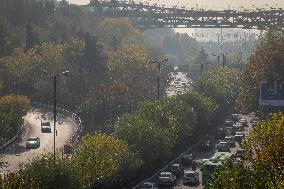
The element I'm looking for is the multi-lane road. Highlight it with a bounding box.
[140,114,253,189]
[0,110,76,173]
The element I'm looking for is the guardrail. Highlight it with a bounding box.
[132,137,204,189]
[31,102,83,146]
[0,124,25,153]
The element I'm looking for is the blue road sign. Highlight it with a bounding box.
[259,81,284,106]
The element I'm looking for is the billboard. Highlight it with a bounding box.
[259,81,284,106]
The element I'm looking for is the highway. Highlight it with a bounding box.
[0,110,76,173]
[141,114,253,189]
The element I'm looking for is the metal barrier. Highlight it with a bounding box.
[31,102,83,146]
[0,124,25,153]
[132,137,204,189]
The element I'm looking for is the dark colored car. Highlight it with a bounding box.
[199,140,213,151]
[216,127,226,139]
[26,137,40,149]
[181,153,195,165]
[168,163,184,177]
[235,148,246,160]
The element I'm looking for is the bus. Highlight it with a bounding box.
[201,152,234,186]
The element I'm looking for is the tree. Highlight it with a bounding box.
[0,16,12,57]
[238,29,284,112]
[208,113,284,189]
[0,95,31,144]
[177,91,218,133]
[25,21,39,50]
[114,112,176,166]
[194,66,240,117]
[3,155,83,189]
[72,133,141,188]
[97,18,143,51]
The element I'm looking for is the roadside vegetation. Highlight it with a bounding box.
[1,1,282,189]
[0,95,31,145]
[207,28,284,189]
[208,113,284,189]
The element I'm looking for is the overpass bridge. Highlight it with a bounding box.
[90,0,284,30]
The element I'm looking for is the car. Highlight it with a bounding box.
[235,132,245,144]
[140,182,154,189]
[181,153,195,165]
[217,141,230,152]
[26,137,40,149]
[233,122,244,132]
[224,136,236,147]
[199,140,213,151]
[239,118,248,127]
[215,127,226,139]
[250,117,260,123]
[157,172,176,186]
[168,163,184,177]
[231,114,241,122]
[224,119,234,126]
[41,121,51,133]
[183,170,199,185]
[235,148,245,160]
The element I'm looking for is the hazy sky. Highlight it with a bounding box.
[67,0,284,9]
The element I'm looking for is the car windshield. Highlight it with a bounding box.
[160,173,171,177]
[27,138,37,141]
[185,172,195,177]
[141,183,152,188]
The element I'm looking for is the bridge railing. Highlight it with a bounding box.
[31,102,83,147]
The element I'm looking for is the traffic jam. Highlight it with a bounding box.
[138,113,260,189]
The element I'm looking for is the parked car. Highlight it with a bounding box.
[41,121,51,133]
[157,172,176,186]
[183,170,199,185]
[217,141,230,152]
[181,153,195,165]
[199,140,213,151]
[140,182,154,189]
[168,163,184,177]
[235,132,245,144]
[26,137,40,149]
[224,136,236,147]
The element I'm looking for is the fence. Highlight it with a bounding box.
[31,102,83,146]
[0,124,25,154]
[0,102,83,154]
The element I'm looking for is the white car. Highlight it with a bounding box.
[183,170,199,185]
[26,137,40,149]
[158,172,176,186]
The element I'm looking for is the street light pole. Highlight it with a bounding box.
[157,61,161,100]
[53,75,57,165]
[151,58,168,100]
[42,70,69,165]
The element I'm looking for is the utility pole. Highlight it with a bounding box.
[42,70,69,165]
[222,53,226,67]
[151,58,168,100]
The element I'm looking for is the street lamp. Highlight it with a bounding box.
[42,70,69,165]
[151,58,168,100]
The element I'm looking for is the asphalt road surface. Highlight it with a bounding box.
[0,110,76,173]
[150,115,253,189]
